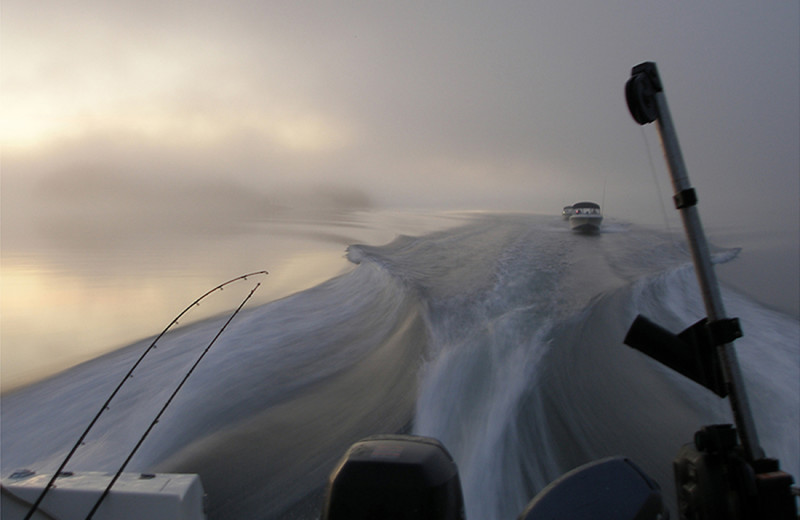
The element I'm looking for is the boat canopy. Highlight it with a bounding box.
[571,202,601,216]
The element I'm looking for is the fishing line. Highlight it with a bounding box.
[640,127,677,245]
[23,270,268,520]
[84,279,263,519]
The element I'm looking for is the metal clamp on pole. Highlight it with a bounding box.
[624,62,797,519]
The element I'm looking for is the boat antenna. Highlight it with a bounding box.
[24,271,268,520]
[624,61,797,517]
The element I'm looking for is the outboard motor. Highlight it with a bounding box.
[324,436,666,520]
[322,435,465,520]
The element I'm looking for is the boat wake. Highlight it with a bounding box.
[2,213,797,520]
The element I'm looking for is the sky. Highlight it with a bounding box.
[2,0,797,219]
[2,3,799,301]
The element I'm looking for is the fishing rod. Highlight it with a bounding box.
[624,61,797,518]
[24,271,268,520]
[84,279,263,519]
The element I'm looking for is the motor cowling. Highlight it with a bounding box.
[322,434,465,520]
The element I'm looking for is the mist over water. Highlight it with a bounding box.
[3,2,798,516]
[2,212,797,520]
[0,193,465,391]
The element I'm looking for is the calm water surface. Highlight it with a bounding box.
[1,210,467,391]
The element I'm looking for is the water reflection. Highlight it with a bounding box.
[1,208,464,392]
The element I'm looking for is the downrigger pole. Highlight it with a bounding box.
[624,61,796,519]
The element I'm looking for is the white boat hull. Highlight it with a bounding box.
[569,214,603,233]
[1,471,207,520]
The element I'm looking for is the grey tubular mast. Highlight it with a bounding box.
[625,62,764,462]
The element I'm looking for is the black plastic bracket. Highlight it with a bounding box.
[626,62,663,125]
[631,62,663,92]
[624,315,729,397]
[673,188,698,209]
[707,318,743,346]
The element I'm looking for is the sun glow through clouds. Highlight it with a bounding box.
[2,31,354,154]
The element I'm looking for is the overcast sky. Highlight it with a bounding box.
[2,1,798,235]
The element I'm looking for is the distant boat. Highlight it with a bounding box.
[561,206,573,220]
[569,202,602,233]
